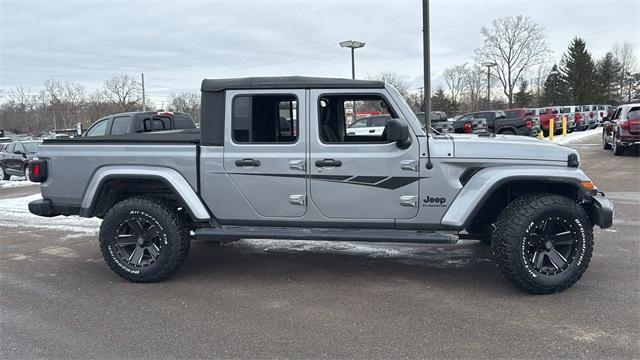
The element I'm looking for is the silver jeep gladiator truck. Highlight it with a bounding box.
[27,77,613,294]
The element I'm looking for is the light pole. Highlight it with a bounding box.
[481,62,496,109]
[339,40,365,79]
[422,0,430,132]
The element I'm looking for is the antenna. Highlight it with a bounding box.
[422,0,433,170]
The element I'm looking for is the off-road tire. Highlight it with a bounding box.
[99,197,191,282]
[602,131,612,149]
[491,193,593,294]
[500,130,515,135]
[0,165,9,180]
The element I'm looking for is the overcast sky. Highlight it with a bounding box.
[1,0,638,105]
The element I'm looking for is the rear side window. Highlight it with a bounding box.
[232,95,298,143]
[173,114,196,129]
[110,116,130,135]
[505,110,520,118]
[86,119,109,137]
[5,143,14,153]
[143,116,170,132]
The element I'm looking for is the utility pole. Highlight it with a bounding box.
[481,62,496,110]
[422,0,431,132]
[141,73,146,111]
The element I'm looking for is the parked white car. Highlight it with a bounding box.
[346,115,390,136]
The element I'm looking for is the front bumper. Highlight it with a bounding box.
[591,193,614,229]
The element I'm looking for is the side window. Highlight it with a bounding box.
[319,94,396,143]
[627,107,640,119]
[86,119,109,137]
[110,116,130,135]
[5,144,15,153]
[173,114,196,129]
[143,116,170,132]
[14,143,24,153]
[232,94,298,143]
[611,108,621,120]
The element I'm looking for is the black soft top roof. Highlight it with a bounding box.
[201,76,385,92]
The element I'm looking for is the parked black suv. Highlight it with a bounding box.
[84,111,196,137]
[0,140,41,180]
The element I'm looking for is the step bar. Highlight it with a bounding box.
[194,226,459,244]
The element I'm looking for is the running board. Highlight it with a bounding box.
[194,226,459,244]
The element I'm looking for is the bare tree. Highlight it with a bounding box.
[529,63,551,106]
[169,92,201,123]
[475,15,550,107]
[613,41,637,101]
[44,79,86,129]
[103,74,141,112]
[463,65,486,111]
[367,72,410,96]
[443,63,467,107]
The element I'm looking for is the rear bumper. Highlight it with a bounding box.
[28,199,80,217]
[591,193,614,229]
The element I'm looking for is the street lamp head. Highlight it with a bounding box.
[340,40,365,49]
[481,62,497,67]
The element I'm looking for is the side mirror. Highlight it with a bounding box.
[14,149,25,156]
[383,118,411,149]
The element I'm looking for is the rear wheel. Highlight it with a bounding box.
[491,193,593,294]
[0,166,9,181]
[500,130,515,135]
[99,197,191,282]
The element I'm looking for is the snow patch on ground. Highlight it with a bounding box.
[0,194,101,235]
[545,128,601,145]
[0,177,35,189]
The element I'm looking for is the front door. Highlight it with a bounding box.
[223,89,307,218]
[308,90,420,220]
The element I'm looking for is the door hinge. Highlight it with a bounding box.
[289,194,306,206]
[289,159,306,171]
[400,195,418,207]
[400,160,418,171]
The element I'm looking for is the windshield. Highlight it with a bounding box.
[22,142,40,153]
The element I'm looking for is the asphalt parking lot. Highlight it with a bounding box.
[1,133,639,359]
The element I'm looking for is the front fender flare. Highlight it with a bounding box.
[441,166,590,228]
[80,165,210,220]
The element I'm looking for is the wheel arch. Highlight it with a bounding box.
[80,166,211,222]
[442,167,592,229]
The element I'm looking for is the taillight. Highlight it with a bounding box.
[600,111,604,117]
[463,123,472,133]
[28,160,47,182]
[526,120,533,128]
[590,112,594,118]
[619,120,630,130]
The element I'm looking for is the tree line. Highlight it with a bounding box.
[0,75,201,135]
[420,16,638,115]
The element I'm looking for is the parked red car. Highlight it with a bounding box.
[603,103,640,155]
[538,107,562,136]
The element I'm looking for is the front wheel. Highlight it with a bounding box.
[491,193,593,294]
[0,165,9,181]
[602,131,612,149]
[613,133,624,156]
[99,197,191,282]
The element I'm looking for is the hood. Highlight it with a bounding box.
[451,133,577,163]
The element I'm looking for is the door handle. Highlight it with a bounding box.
[315,159,342,167]
[235,158,261,167]
[369,129,375,133]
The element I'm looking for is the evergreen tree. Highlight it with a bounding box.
[560,37,597,104]
[542,64,569,105]
[514,80,533,107]
[431,88,453,113]
[596,52,622,103]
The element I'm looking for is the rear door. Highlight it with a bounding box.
[223,89,307,218]
[309,90,420,220]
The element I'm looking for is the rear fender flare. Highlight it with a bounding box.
[80,166,210,220]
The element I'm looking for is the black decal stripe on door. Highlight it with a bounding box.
[226,173,423,190]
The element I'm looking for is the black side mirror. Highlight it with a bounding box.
[383,118,411,149]
[14,149,25,156]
